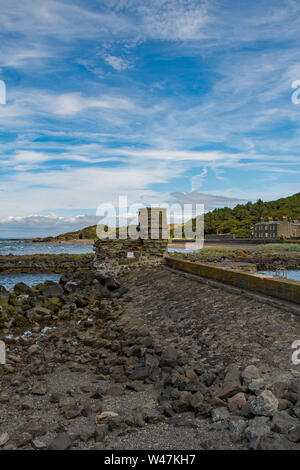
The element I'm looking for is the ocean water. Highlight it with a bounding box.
[0,239,94,256]
[0,273,61,291]
[259,270,300,282]
[0,239,93,290]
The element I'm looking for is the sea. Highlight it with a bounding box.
[0,239,94,290]
[258,269,300,282]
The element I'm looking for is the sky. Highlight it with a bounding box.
[0,0,300,237]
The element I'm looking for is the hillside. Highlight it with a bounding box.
[32,225,98,242]
[202,192,300,237]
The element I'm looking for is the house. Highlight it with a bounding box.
[253,216,300,239]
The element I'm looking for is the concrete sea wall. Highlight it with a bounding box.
[165,257,300,304]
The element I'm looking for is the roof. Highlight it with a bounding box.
[254,221,281,226]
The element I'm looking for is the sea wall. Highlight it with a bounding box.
[165,256,300,304]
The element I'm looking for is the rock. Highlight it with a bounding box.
[108,417,127,433]
[24,420,47,438]
[211,407,229,422]
[288,425,300,443]
[48,433,72,451]
[289,378,300,398]
[189,391,204,411]
[224,364,241,386]
[172,391,191,413]
[0,432,9,447]
[272,411,299,434]
[126,381,145,392]
[41,281,64,298]
[145,412,165,424]
[241,365,260,385]
[31,439,47,450]
[186,369,197,381]
[228,393,247,412]
[245,417,271,449]
[228,417,248,442]
[248,390,278,417]
[217,383,243,400]
[194,402,212,418]
[94,425,108,442]
[31,382,47,395]
[144,353,160,381]
[278,398,292,410]
[160,346,178,368]
[14,283,32,296]
[33,307,52,317]
[247,378,265,393]
[96,411,119,424]
[258,432,299,450]
[125,407,146,427]
[293,403,300,418]
[15,432,32,448]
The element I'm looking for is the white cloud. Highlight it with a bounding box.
[105,55,131,71]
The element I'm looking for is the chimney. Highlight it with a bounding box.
[260,217,264,222]
[268,216,273,221]
[282,216,287,221]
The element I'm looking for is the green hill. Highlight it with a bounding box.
[201,192,300,237]
[32,225,98,242]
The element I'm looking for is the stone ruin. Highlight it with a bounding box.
[93,207,169,277]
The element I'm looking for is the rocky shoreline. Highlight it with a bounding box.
[175,252,300,271]
[1,262,300,450]
[0,254,94,274]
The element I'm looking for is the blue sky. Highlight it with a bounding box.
[0,0,300,236]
